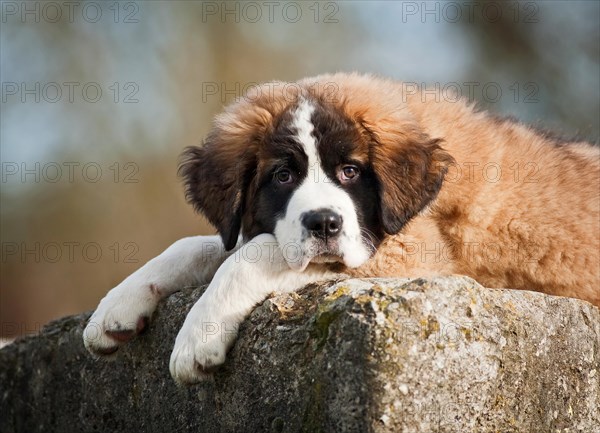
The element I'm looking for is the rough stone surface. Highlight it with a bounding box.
[1,276,598,433]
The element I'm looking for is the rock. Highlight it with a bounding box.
[1,276,598,433]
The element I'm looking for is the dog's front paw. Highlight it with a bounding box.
[83,281,160,356]
[169,312,238,384]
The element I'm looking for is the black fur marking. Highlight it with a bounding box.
[242,106,309,240]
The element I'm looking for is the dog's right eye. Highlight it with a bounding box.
[275,169,293,184]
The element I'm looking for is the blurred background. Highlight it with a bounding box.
[1,1,599,339]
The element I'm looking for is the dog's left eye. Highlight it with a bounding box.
[338,165,360,183]
[275,169,293,184]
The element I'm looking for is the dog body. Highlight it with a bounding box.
[83,73,600,384]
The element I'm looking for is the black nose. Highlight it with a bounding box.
[302,209,343,240]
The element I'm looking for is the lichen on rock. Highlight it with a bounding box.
[1,277,598,433]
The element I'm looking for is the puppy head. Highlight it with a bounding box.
[180,75,453,269]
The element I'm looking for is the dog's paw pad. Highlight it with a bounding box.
[105,328,136,343]
[92,345,120,356]
[104,316,148,342]
[196,361,220,375]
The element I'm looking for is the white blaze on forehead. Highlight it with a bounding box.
[292,99,319,169]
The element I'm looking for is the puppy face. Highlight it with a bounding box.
[245,98,382,270]
[180,75,453,270]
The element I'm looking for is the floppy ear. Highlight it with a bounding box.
[179,129,257,250]
[371,135,454,234]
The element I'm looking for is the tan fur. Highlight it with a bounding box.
[210,73,600,307]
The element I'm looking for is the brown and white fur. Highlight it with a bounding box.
[83,73,600,384]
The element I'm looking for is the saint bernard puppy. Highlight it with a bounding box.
[83,73,600,384]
